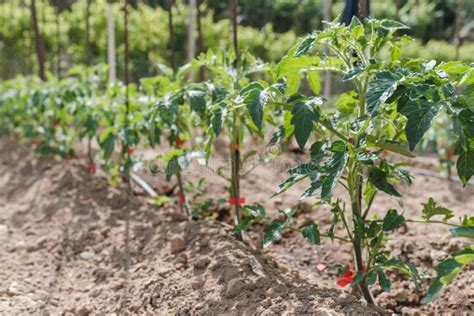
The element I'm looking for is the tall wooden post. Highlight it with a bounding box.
[124,0,130,111]
[30,0,46,80]
[196,0,205,81]
[167,0,176,73]
[454,0,464,60]
[107,1,117,81]
[323,0,332,97]
[85,0,91,63]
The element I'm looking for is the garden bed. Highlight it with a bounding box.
[1,138,473,314]
[0,139,377,315]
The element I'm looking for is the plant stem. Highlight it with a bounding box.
[230,112,243,240]
[349,158,376,305]
[176,168,189,217]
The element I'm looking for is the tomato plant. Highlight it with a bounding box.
[178,49,286,237]
[239,18,474,305]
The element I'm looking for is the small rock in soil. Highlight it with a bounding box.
[226,278,245,298]
[430,249,447,261]
[79,250,95,260]
[170,237,186,254]
[76,305,92,315]
[193,256,210,269]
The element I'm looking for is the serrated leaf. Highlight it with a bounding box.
[382,209,405,231]
[342,66,365,82]
[378,269,392,292]
[291,100,320,149]
[272,173,307,197]
[399,99,440,151]
[186,88,206,114]
[366,71,400,116]
[421,198,454,221]
[369,167,401,197]
[456,148,474,186]
[294,35,317,57]
[211,102,226,136]
[310,141,326,162]
[233,215,256,233]
[263,220,284,248]
[321,146,348,201]
[302,222,320,245]
[242,83,268,130]
[244,204,266,219]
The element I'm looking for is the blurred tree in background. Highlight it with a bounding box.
[0,0,473,81]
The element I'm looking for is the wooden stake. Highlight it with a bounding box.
[30,0,46,81]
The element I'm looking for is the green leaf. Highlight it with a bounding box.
[380,19,409,30]
[268,126,286,146]
[378,269,392,292]
[421,279,444,304]
[366,135,415,158]
[233,215,256,233]
[382,209,405,231]
[294,35,317,57]
[450,226,474,239]
[272,174,307,197]
[302,222,320,245]
[211,102,226,136]
[369,168,401,197]
[242,84,268,130]
[310,141,326,162]
[300,180,323,199]
[291,100,320,149]
[99,132,116,161]
[165,156,180,181]
[350,271,366,287]
[307,71,321,95]
[186,88,206,114]
[367,270,378,286]
[321,145,349,201]
[342,66,365,82]
[421,198,454,221]
[244,204,266,219]
[366,71,400,116]
[263,220,285,248]
[456,148,474,186]
[399,99,440,151]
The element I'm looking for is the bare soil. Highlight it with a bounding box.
[138,137,474,314]
[0,138,379,315]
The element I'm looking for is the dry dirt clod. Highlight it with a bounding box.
[170,237,186,254]
[193,256,210,269]
[225,278,245,298]
[76,305,92,315]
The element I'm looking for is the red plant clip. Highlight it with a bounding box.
[337,265,356,287]
[127,147,135,155]
[337,264,365,287]
[31,139,39,149]
[176,138,185,148]
[88,163,97,174]
[446,150,454,159]
[177,194,185,203]
[228,197,246,206]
